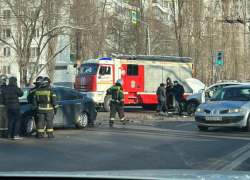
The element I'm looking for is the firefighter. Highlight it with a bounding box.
[0,75,8,138]
[32,77,58,138]
[107,79,128,126]
[27,76,43,104]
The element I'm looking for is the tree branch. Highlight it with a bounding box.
[33,39,75,79]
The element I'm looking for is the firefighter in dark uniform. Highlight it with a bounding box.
[32,77,58,138]
[0,75,8,138]
[107,79,128,127]
[27,76,43,130]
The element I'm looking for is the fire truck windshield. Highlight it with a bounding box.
[79,64,98,75]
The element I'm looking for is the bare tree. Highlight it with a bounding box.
[0,0,72,87]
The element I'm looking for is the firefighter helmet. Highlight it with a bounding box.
[116,79,123,85]
[34,76,43,86]
[0,75,8,84]
[41,77,51,87]
[0,75,7,85]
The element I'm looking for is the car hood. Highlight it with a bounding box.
[0,170,250,179]
[185,78,205,94]
[199,101,248,110]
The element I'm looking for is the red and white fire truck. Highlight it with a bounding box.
[74,54,194,111]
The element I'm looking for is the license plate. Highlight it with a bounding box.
[205,117,222,121]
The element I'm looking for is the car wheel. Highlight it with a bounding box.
[243,116,250,132]
[103,95,111,112]
[75,112,89,129]
[21,115,36,135]
[187,101,198,116]
[198,126,209,131]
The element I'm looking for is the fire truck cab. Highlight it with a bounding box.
[74,54,194,112]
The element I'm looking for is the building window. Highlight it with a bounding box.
[29,63,40,74]
[3,10,10,19]
[31,47,38,57]
[34,29,39,38]
[4,47,10,56]
[3,66,10,74]
[3,28,11,37]
[163,1,169,8]
[55,66,67,70]
[127,64,138,76]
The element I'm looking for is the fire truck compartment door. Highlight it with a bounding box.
[123,64,144,92]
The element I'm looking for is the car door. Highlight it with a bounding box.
[60,89,80,126]
[52,88,64,126]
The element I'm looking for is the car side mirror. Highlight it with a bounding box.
[209,91,213,98]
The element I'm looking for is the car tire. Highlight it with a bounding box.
[21,115,36,135]
[103,95,111,112]
[75,112,89,129]
[198,126,209,131]
[243,116,250,132]
[187,101,198,116]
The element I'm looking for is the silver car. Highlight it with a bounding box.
[185,80,250,116]
[195,85,250,131]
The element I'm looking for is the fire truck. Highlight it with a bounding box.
[74,54,194,111]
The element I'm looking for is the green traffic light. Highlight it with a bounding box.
[217,60,222,65]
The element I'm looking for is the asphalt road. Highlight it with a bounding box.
[0,106,250,172]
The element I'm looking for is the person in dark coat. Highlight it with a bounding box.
[172,80,185,102]
[0,75,8,138]
[165,77,174,110]
[156,83,166,113]
[172,80,185,115]
[1,77,23,140]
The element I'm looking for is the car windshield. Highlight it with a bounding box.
[78,64,98,75]
[210,87,250,101]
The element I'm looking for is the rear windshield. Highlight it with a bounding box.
[79,64,98,75]
[210,87,250,101]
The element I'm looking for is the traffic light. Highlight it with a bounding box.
[215,51,224,66]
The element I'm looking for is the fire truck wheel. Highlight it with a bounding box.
[142,104,157,111]
[103,95,112,112]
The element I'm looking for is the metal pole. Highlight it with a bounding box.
[147,24,150,55]
[137,19,150,55]
[212,55,214,84]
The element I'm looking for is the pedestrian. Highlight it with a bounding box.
[156,83,166,114]
[165,77,174,110]
[172,80,185,115]
[0,75,9,138]
[1,77,24,140]
[32,77,58,139]
[106,79,128,126]
[27,76,43,135]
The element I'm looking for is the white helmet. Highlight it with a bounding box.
[116,79,123,85]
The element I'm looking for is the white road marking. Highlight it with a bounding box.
[207,142,250,170]
[175,123,192,128]
[221,150,250,170]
